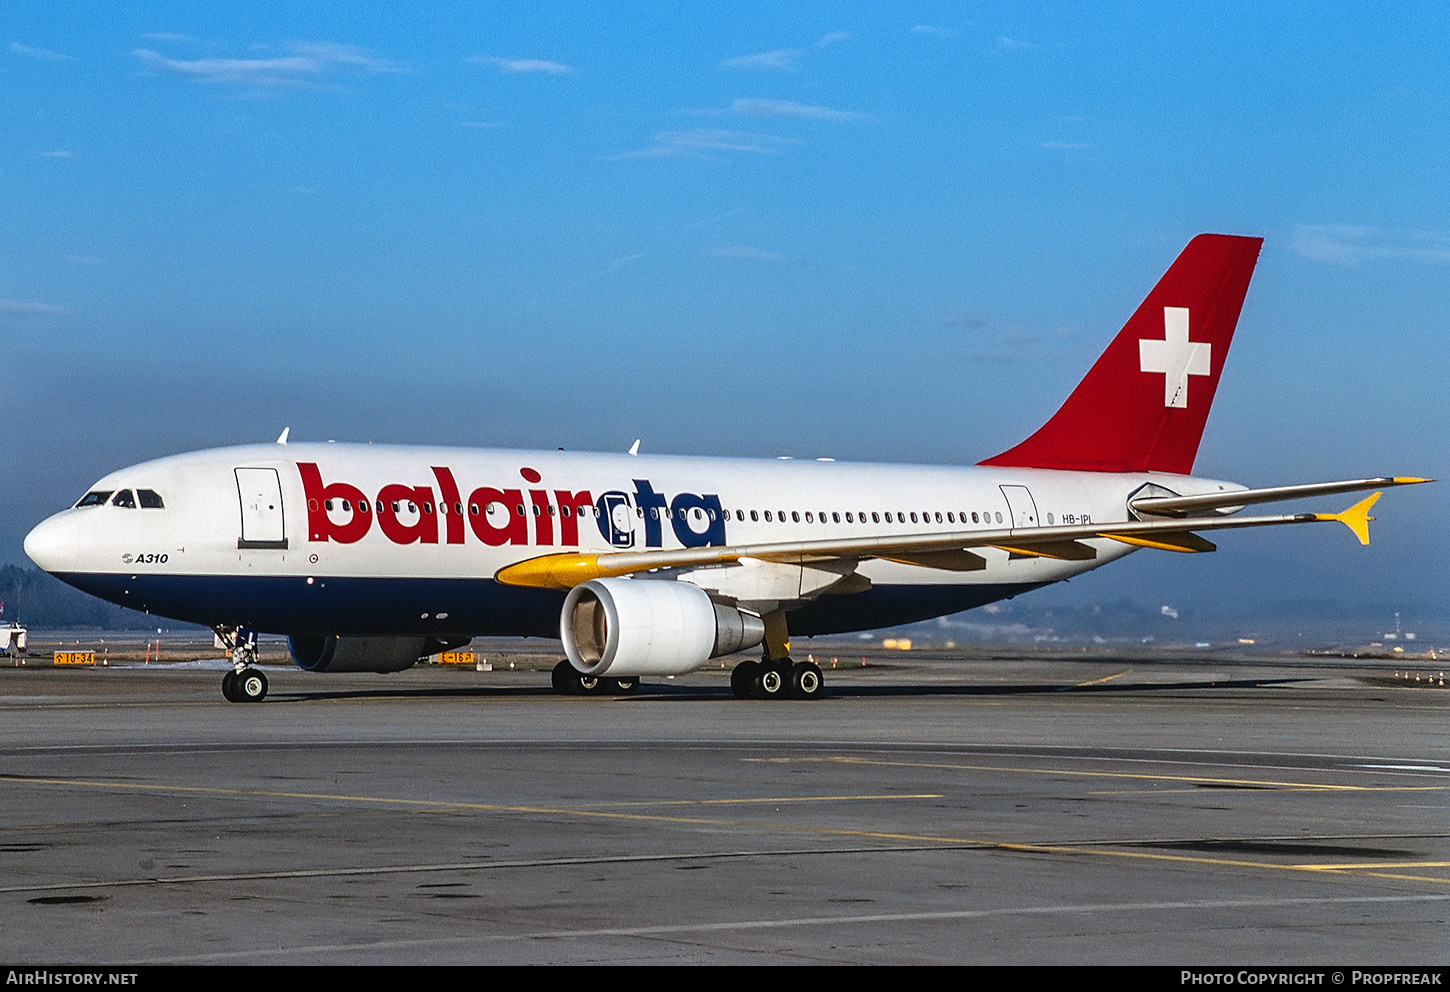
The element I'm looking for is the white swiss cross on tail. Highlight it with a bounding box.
[1139,306,1211,409]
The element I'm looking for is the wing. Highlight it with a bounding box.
[1128,477,1429,517]
[495,478,1430,591]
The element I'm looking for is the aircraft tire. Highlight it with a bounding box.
[755,662,789,699]
[610,677,638,695]
[551,660,578,695]
[791,661,824,700]
[237,669,268,702]
[731,661,759,699]
[221,671,240,703]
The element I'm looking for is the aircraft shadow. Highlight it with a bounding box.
[266,675,1311,703]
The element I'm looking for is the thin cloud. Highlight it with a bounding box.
[721,33,849,70]
[0,299,72,318]
[721,98,866,120]
[9,42,75,61]
[1292,225,1450,266]
[291,42,403,72]
[472,57,574,74]
[911,25,956,39]
[135,50,324,87]
[605,129,799,160]
[134,43,405,89]
[558,252,646,295]
[721,49,802,71]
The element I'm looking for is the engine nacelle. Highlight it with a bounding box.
[561,578,766,677]
[287,635,432,673]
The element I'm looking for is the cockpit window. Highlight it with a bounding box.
[111,490,137,508]
[76,491,113,508]
[138,489,165,509]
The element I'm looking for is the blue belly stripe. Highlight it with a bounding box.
[50,571,1044,639]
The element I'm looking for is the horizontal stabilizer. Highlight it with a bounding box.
[1314,492,1381,546]
[1131,477,1430,517]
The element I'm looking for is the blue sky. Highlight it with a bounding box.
[3,3,1446,628]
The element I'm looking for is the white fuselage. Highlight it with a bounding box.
[23,442,1240,639]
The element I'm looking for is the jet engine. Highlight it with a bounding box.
[561,577,765,677]
[287,635,447,673]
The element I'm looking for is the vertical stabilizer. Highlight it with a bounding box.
[979,234,1262,474]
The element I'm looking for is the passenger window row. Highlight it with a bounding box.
[722,508,1005,526]
[320,498,1007,527]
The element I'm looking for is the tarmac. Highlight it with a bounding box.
[1,647,1447,965]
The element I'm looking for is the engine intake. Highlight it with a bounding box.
[561,578,765,677]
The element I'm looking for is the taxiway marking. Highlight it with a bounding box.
[4,769,1447,889]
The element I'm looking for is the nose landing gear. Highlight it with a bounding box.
[215,626,268,702]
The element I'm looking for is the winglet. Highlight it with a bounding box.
[276,427,290,445]
[628,439,641,456]
[1316,492,1381,546]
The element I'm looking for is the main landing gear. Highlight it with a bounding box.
[551,660,638,697]
[730,611,824,700]
[729,658,824,700]
[215,626,268,703]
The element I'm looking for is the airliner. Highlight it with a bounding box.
[23,235,1427,702]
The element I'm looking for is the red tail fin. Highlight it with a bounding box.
[979,234,1262,475]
